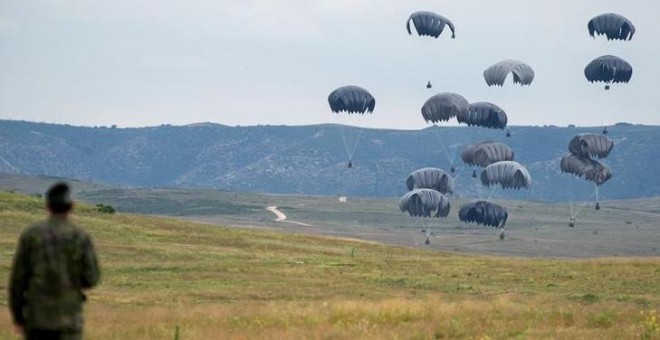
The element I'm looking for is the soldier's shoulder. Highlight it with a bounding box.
[21,219,50,234]
[67,221,92,239]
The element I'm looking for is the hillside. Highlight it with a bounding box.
[0,191,658,339]
[0,120,659,201]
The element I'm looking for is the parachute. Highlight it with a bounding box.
[560,153,613,186]
[461,142,515,168]
[588,13,635,41]
[328,86,375,114]
[483,60,534,86]
[327,85,375,168]
[406,168,455,195]
[560,133,615,213]
[459,200,508,229]
[460,102,508,129]
[406,11,455,39]
[584,55,632,90]
[568,133,614,159]
[480,161,532,190]
[421,93,469,123]
[399,189,450,218]
[475,160,529,238]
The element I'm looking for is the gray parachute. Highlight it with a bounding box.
[584,55,632,89]
[480,161,532,190]
[458,200,508,228]
[462,142,515,168]
[560,153,613,186]
[328,86,375,114]
[406,168,455,195]
[460,102,508,129]
[483,60,535,86]
[406,11,455,39]
[568,133,614,159]
[588,13,635,41]
[399,189,451,218]
[421,93,469,123]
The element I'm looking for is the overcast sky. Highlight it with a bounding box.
[1,0,658,129]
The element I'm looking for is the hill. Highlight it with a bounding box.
[0,191,658,339]
[0,120,659,201]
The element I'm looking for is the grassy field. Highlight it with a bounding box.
[74,186,660,258]
[0,190,659,339]
[2,173,659,258]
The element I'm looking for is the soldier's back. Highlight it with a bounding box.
[17,217,98,332]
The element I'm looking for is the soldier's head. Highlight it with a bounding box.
[46,182,73,215]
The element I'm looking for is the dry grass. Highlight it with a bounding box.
[0,191,658,339]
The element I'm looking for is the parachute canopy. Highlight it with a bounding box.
[406,11,455,39]
[461,141,515,168]
[560,153,613,186]
[568,133,614,159]
[483,60,535,86]
[399,189,450,218]
[406,168,455,195]
[584,55,633,86]
[588,13,635,41]
[458,200,508,228]
[480,161,532,190]
[421,93,469,123]
[460,102,508,129]
[328,86,375,114]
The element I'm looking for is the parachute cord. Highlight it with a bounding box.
[451,166,465,181]
[432,126,455,168]
[339,126,364,162]
[573,190,598,219]
[567,175,573,217]
[569,180,576,219]
[415,217,434,246]
[475,181,484,200]
[485,186,497,203]
[339,127,352,161]
[595,184,600,204]
[348,128,364,161]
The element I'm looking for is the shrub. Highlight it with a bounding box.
[95,203,116,214]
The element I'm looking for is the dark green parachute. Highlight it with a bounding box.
[560,153,613,186]
[460,102,508,129]
[328,86,375,114]
[406,168,455,195]
[421,93,469,123]
[568,133,614,159]
[458,200,508,228]
[584,55,632,90]
[399,189,450,218]
[480,161,532,190]
[588,13,635,41]
[461,141,514,168]
[483,60,534,86]
[406,11,455,39]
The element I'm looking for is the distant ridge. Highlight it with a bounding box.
[0,119,658,201]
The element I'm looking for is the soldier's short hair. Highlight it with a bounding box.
[46,182,73,213]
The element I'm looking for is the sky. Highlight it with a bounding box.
[1,0,658,130]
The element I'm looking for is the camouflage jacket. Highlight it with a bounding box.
[9,216,100,331]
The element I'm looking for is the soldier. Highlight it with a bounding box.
[9,182,100,340]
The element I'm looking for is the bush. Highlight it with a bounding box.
[95,204,116,214]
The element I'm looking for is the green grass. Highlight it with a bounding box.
[0,190,658,339]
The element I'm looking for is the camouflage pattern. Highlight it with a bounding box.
[9,216,100,332]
